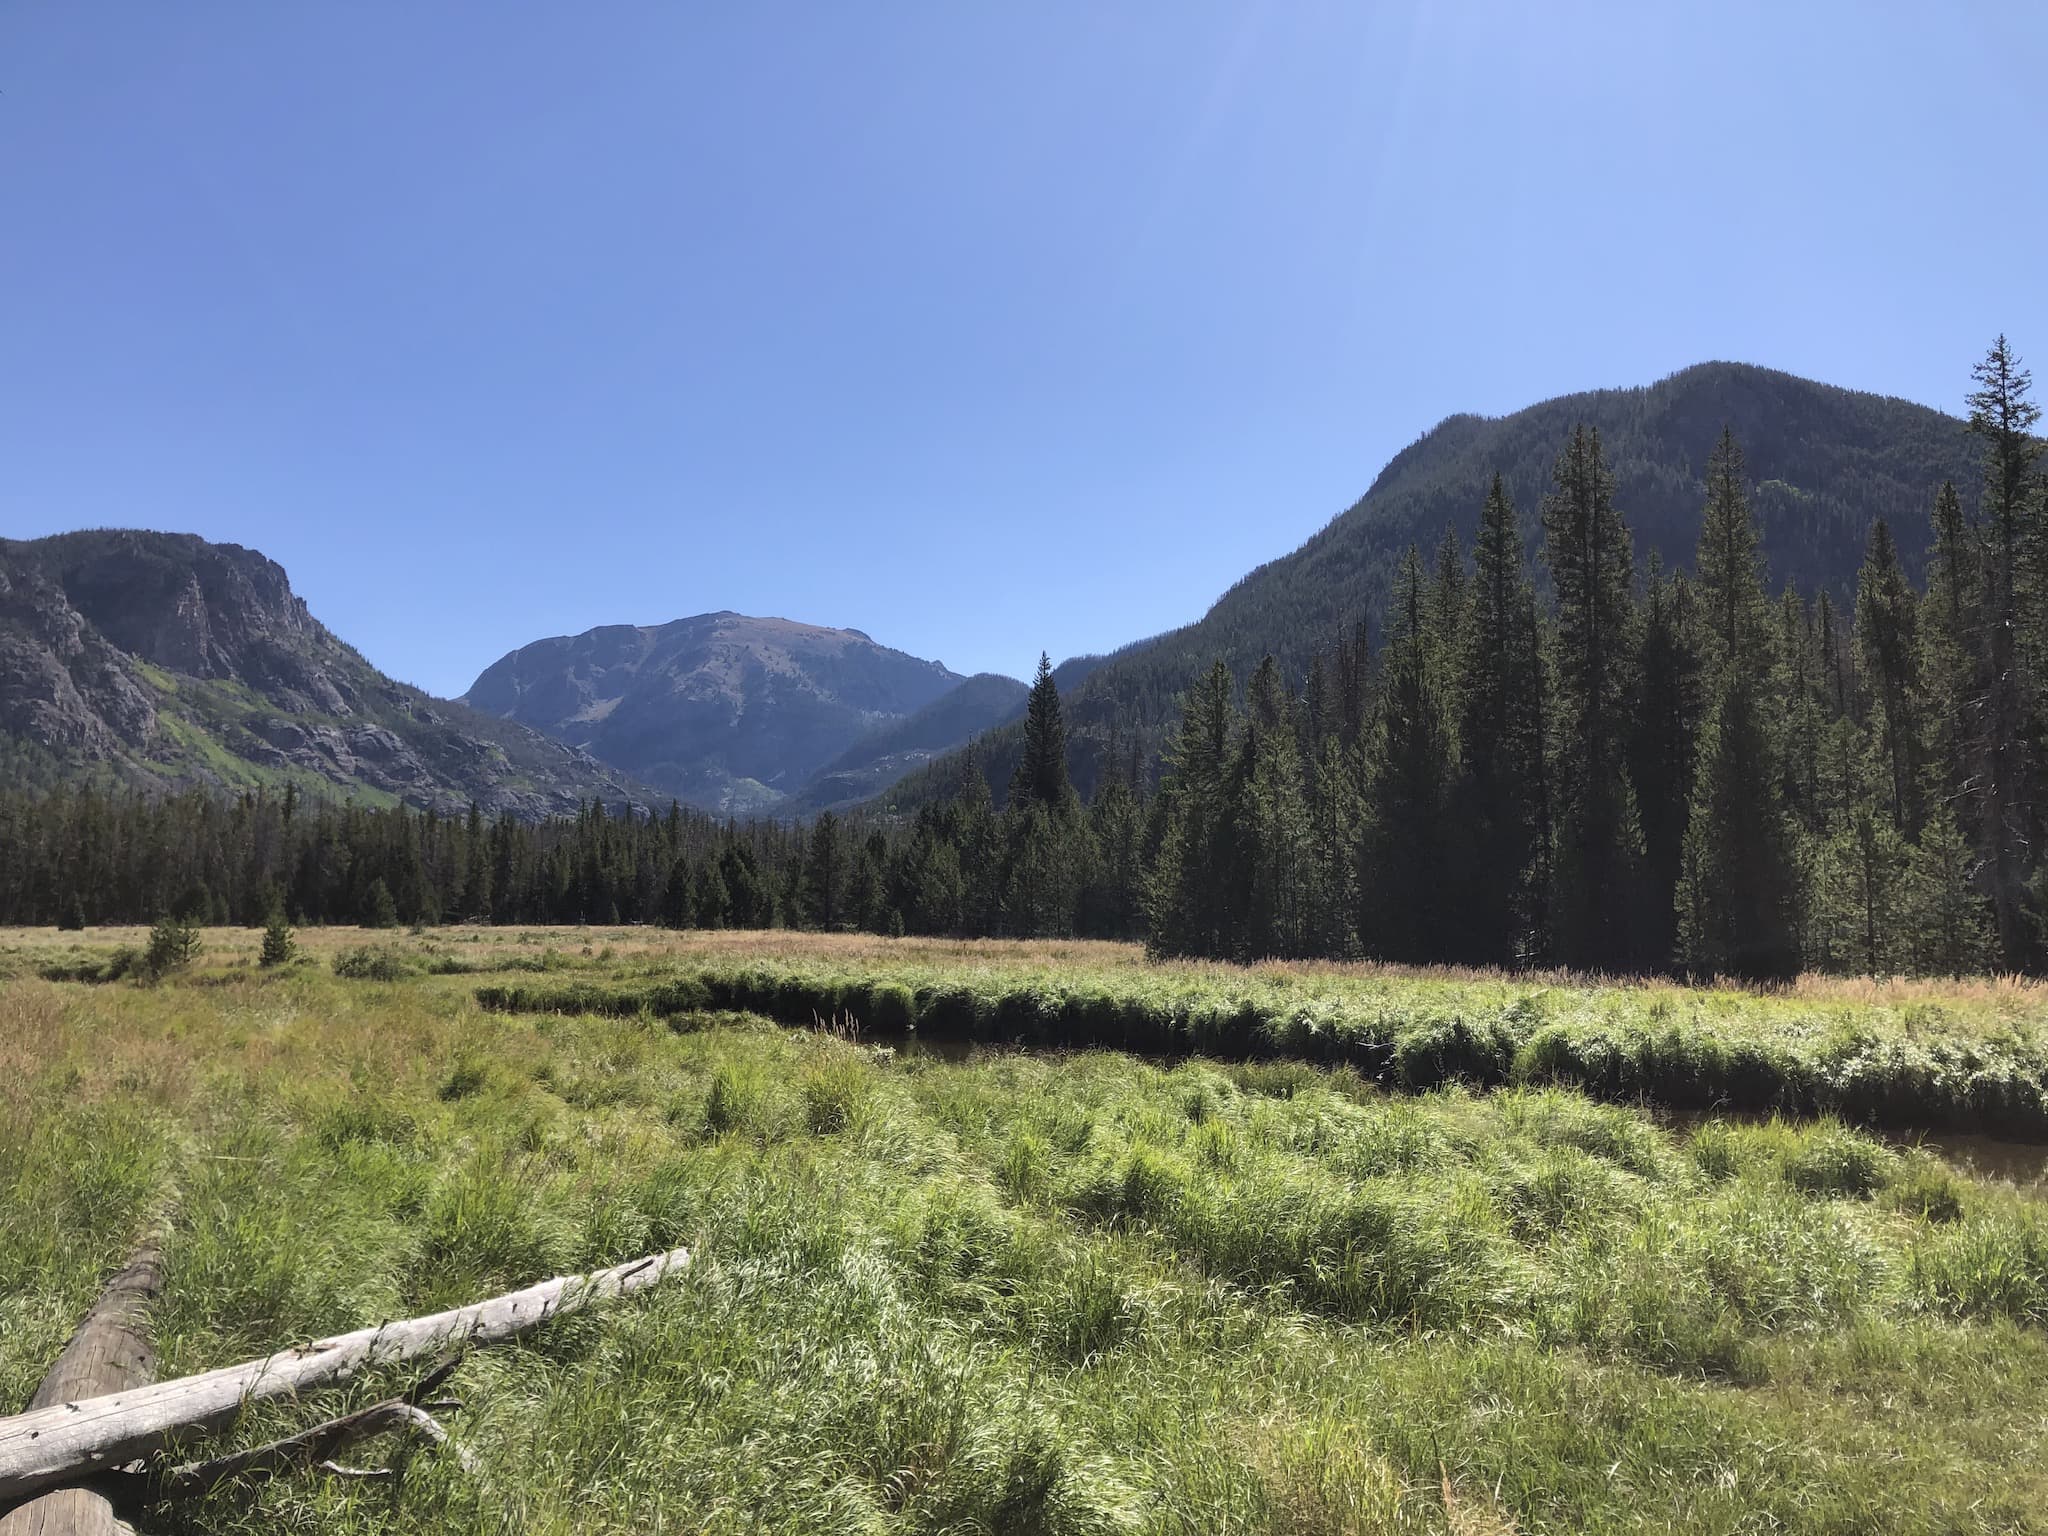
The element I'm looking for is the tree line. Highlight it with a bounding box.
[3,339,2040,980]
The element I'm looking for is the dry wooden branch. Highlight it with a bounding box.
[0,1248,689,1506]
[0,1239,166,1536]
[151,1360,463,1497]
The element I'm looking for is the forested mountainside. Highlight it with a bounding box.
[0,530,644,818]
[884,362,1984,809]
[10,339,2045,981]
[463,613,974,813]
[782,671,1029,814]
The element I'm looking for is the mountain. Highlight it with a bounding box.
[462,613,974,812]
[878,361,1987,810]
[782,672,1030,814]
[0,530,646,817]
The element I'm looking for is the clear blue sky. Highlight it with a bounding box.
[4,3,2044,697]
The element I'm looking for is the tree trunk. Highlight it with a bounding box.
[0,1248,688,1507]
[0,1239,165,1536]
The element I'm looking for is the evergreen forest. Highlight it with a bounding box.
[7,338,2045,982]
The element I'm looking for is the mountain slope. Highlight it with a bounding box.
[782,672,1030,814]
[881,361,1985,809]
[0,530,646,817]
[462,614,968,811]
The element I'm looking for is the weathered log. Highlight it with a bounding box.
[151,1359,464,1497]
[0,1248,689,1506]
[0,1239,165,1536]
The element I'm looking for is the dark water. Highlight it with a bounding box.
[866,1030,985,1065]
[1895,1130,2048,1186]
[1658,1107,2048,1186]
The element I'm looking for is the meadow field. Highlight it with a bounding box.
[4,925,2048,1533]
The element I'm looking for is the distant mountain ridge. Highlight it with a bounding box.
[461,612,984,812]
[877,361,1988,810]
[0,529,646,816]
[781,672,1031,814]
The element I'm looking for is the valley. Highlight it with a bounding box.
[5,925,2046,1532]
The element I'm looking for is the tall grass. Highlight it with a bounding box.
[5,939,2048,1531]
[479,956,2048,1139]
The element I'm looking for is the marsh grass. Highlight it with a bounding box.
[3,931,2048,1531]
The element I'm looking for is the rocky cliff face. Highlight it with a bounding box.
[0,530,645,817]
[464,612,971,811]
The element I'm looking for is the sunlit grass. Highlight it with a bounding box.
[2,931,2047,1531]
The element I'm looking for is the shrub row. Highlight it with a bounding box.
[474,963,2048,1140]
[476,978,712,1018]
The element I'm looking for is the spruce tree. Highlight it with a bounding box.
[1541,425,1645,971]
[1239,655,1312,956]
[1146,660,1242,957]
[361,877,400,930]
[1906,806,1993,976]
[1631,563,1701,970]
[1363,548,1459,961]
[1854,519,1926,833]
[1455,475,1549,965]
[803,811,847,929]
[1011,653,1073,811]
[1675,430,1801,979]
[1965,336,2044,965]
[258,912,296,968]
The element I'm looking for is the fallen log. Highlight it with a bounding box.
[0,1238,166,1536]
[0,1248,689,1506]
[152,1358,467,1497]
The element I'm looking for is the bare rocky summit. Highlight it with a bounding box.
[463,612,977,811]
[0,530,645,817]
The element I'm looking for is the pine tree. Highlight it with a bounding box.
[1079,775,1145,939]
[361,876,400,930]
[1363,548,1459,961]
[691,860,729,928]
[460,802,491,921]
[1147,660,1242,957]
[1854,519,1926,833]
[803,812,847,929]
[1806,737,1911,975]
[1965,336,2045,965]
[1906,806,1993,976]
[1011,653,1073,811]
[1541,425,1645,971]
[662,858,695,928]
[1922,480,1979,798]
[259,911,297,968]
[1455,476,1549,965]
[1238,655,1312,956]
[1675,431,1801,979]
[1631,564,1701,969]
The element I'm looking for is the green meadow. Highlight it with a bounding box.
[4,926,2047,1533]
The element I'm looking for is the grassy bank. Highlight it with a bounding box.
[5,928,2048,1531]
[470,943,2048,1140]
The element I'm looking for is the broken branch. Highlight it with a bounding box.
[0,1247,689,1505]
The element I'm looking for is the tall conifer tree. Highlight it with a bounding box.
[1541,425,1645,970]
[1455,475,1550,965]
[1676,430,1801,979]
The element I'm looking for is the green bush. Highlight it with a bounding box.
[801,1058,869,1135]
[143,916,201,978]
[259,916,297,968]
[1782,1125,1896,1198]
[332,945,418,981]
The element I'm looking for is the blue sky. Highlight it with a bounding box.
[4,3,2044,697]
